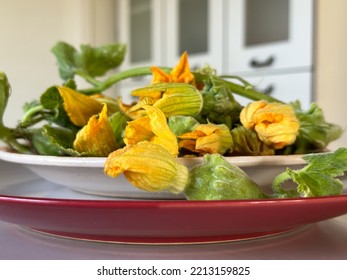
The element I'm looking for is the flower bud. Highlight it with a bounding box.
[131,83,203,117]
[104,141,189,194]
[151,51,195,85]
[178,123,233,155]
[124,105,179,156]
[240,100,299,149]
[73,104,118,156]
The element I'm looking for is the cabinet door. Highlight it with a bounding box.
[117,0,164,68]
[165,0,224,73]
[233,72,312,109]
[226,0,313,74]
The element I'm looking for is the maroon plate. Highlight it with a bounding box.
[1,184,347,244]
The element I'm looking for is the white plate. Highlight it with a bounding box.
[0,147,306,199]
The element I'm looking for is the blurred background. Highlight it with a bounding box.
[0,0,346,149]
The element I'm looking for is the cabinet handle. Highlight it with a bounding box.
[255,84,274,95]
[250,56,275,68]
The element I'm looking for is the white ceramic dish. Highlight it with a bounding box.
[0,147,306,199]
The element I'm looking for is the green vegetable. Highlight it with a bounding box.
[51,41,126,82]
[184,154,267,200]
[0,41,343,162]
[0,72,31,153]
[197,76,244,129]
[230,125,275,156]
[108,111,128,148]
[0,72,10,123]
[184,148,347,200]
[272,147,347,198]
[194,72,283,104]
[284,101,343,154]
[32,125,79,156]
[168,115,199,136]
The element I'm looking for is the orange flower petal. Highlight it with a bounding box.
[170,51,195,84]
[150,66,172,84]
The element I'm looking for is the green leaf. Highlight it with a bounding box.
[51,41,126,80]
[272,148,347,198]
[32,125,80,156]
[290,101,343,153]
[64,79,78,90]
[230,125,275,156]
[168,115,199,136]
[78,43,126,77]
[108,111,128,148]
[197,76,243,128]
[51,41,78,80]
[40,86,63,110]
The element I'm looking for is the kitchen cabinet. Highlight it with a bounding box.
[165,0,224,72]
[232,72,312,108]
[116,0,165,102]
[114,0,314,107]
[117,0,164,68]
[116,0,224,103]
[117,0,224,69]
[226,0,313,74]
[226,0,314,108]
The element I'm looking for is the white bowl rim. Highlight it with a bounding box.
[0,147,306,168]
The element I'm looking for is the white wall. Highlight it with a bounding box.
[315,0,347,149]
[0,0,115,127]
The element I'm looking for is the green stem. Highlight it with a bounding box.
[20,104,45,125]
[194,72,283,103]
[75,70,102,87]
[272,171,292,190]
[271,170,299,198]
[0,125,31,154]
[80,67,172,95]
[78,65,284,104]
[0,71,11,125]
[219,75,254,88]
[224,79,283,103]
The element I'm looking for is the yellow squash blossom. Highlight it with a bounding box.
[57,86,103,127]
[178,123,233,155]
[118,52,199,120]
[124,105,179,156]
[151,51,195,85]
[240,100,299,149]
[104,141,189,194]
[129,83,203,118]
[73,104,118,156]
